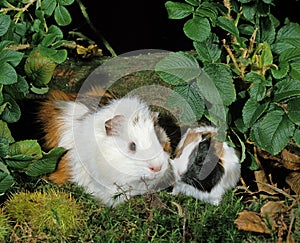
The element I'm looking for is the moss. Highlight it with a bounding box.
[4,189,83,241]
[0,210,9,242]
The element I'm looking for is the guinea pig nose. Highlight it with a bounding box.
[149,165,162,173]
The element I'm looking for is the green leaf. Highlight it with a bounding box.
[217,16,239,36]
[251,110,295,155]
[201,64,236,106]
[25,50,57,87]
[248,152,260,171]
[9,140,42,159]
[48,25,64,38]
[41,0,57,16]
[249,82,266,101]
[271,62,289,80]
[57,0,74,5]
[274,78,300,102]
[4,75,29,99]
[0,49,24,67]
[165,84,204,125]
[0,15,11,37]
[290,62,300,80]
[183,17,210,42]
[185,0,199,6]
[194,2,218,22]
[287,97,300,126]
[242,98,269,129]
[54,5,72,26]
[155,52,201,85]
[0,138,9,157]
[0,120,14,144]
[0,63,17,85]
[39,46,67,64]
[273,22,300,54]
[26,147,66,177]
[165,1,194,19]
[193,33,221,63]
[279,48,300,63]
[294,128,300,147]
[1,94,21,123]
[0,172,14,195]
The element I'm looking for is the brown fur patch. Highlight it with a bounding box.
[45,152,71,184]
[175,129,218,158]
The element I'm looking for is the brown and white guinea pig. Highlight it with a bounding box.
[38,89,174,207]
[171,126,241,205]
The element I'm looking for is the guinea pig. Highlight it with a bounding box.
[171,126,241,205]
[39,91,174,207]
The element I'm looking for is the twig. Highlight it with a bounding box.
[76,0,117,57]
[222,39,243,75]
[255,181,295,201]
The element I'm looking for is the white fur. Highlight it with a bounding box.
[171,126,241,205]
[55,96,171,207]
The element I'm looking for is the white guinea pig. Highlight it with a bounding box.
[51,95,173,207]
[171,126,241,205]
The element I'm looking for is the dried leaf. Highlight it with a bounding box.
[234,211,271,234]
[254,170,277,195]
[281,149,300,171]
[286,172,300,195]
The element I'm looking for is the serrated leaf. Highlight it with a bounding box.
[193,33,221,63]
[279,48,300,63]
[0,172,14,195]
[242,98,269,129]
[183,17,210,42]
[274,78,300,102]
[26,147,66,177]
[165,85,203,125]
[273,22,300,54]
[249,82,266,101]
[54,5,72,26]
[217,16,239,36]
[271,62,289,80]
[155,52,201,85]
[251,110,295,155]
[200,64,236,106]
[0,63,17,85]
[287,97,300,126]
[1,94,21,123]
[0,15,11,37]
[290,62,300,80]
[165,1,194,19]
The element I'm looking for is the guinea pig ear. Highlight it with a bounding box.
[105,115,124,136]
[151,111,159,124]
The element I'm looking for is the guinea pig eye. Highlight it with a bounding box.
[129,142,136,152]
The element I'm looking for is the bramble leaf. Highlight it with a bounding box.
[155,52,201,85]
[165,1,194,19]
[183,17,210,42]
[250,110,295,155]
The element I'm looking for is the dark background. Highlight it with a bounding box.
[66,0,300,55]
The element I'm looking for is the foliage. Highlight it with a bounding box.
[0,0,72,195]
[4,189,83,241]
[156,0,300,160]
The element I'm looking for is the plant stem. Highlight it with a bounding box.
[76,0,117,57]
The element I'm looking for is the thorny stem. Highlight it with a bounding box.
[222,39,243,76]
[0,0,37,23]
[76,0,117,57]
